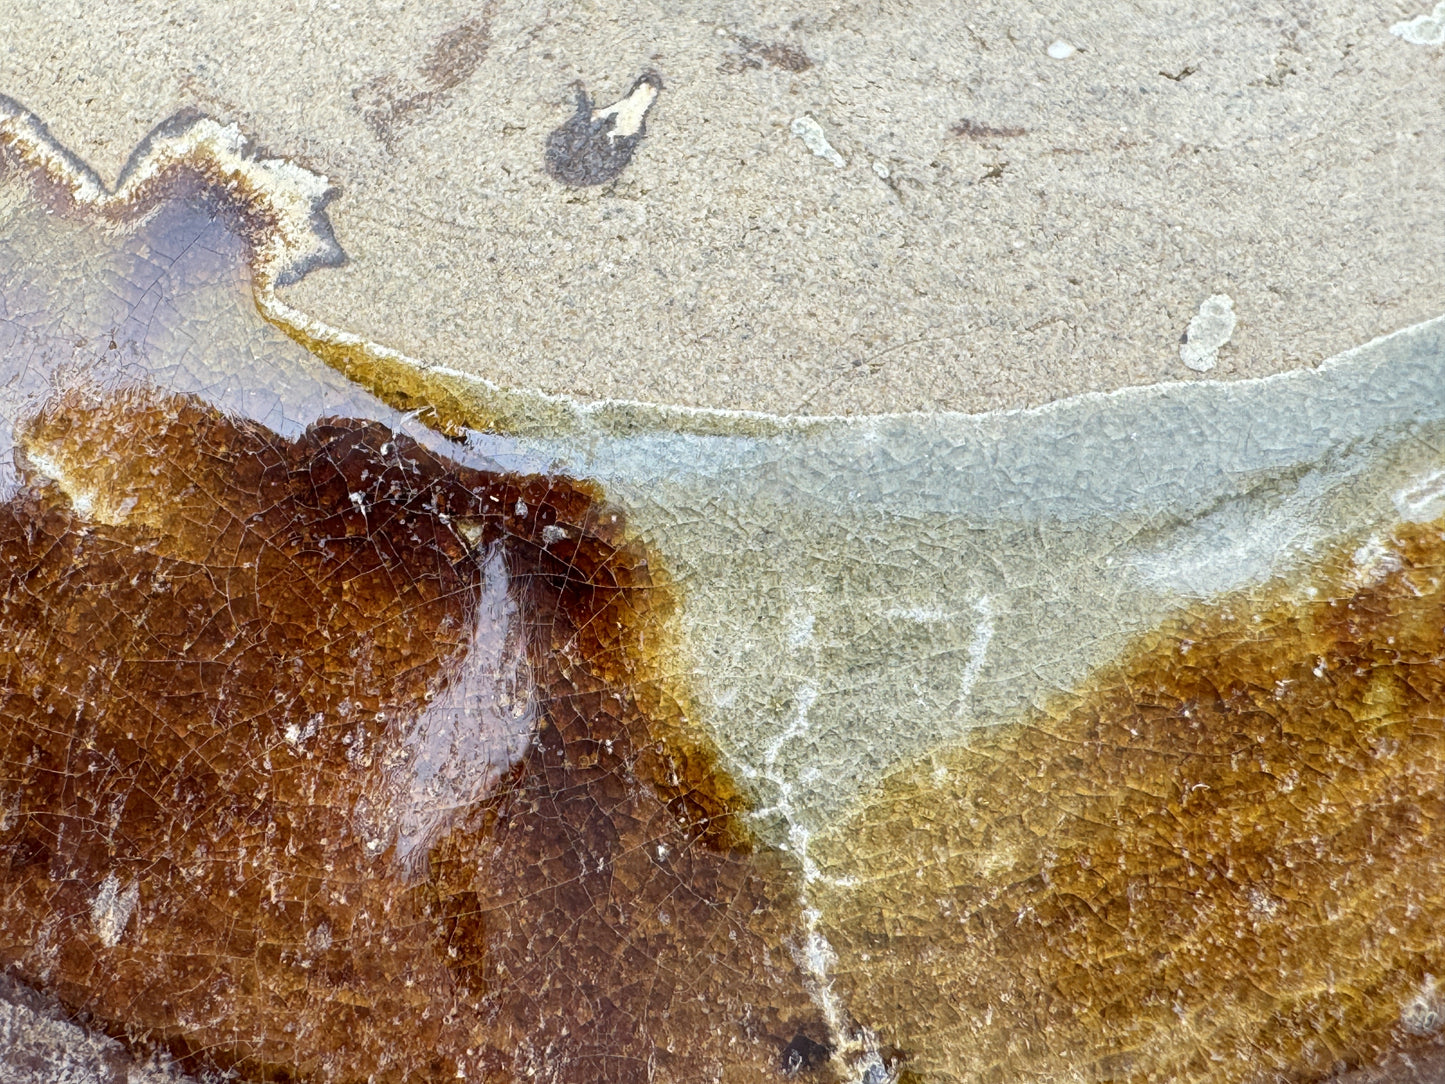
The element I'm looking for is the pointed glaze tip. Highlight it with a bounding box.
[0,95,344,288]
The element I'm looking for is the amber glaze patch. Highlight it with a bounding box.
[0,386,834,1083]
[815,521,1445,1082]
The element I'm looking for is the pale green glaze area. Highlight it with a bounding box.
[499,317,1445,843]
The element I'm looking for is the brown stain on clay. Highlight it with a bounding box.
[951,118,1027,140]
[720,37,814,74]
[0,386,836,1083]
[355,9,496,148]
[817,519,1445,1082]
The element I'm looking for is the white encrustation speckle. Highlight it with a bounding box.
[1401,975,1445,1036]
[1392,3,1445,44]
[1046,39,1078,59]
[541,523,568,545]
[785,609,816,650]
[1395,467,1445,522]
[791,115,846,168]
[285,713,321,748]
[1247,887,1280,918]
[871,160,890,180]
[592,78,659,140]
[454,519,485,548]
[307,920,334,953]
[90,872,140,948]
[514,499,528,518]
[959,596,994,704]
[1180,294,1236,372]
[21,450,96,517]
[882,606,956,622]
[1350,535,1403,587]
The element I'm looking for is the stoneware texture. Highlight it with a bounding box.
[2,0,1442,415]
[3,2,1445,1082]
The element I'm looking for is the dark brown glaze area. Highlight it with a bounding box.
[0,387,831,1083]
[820,520,1445,1083]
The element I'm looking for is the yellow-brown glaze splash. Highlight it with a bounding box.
[0,386,835,1083]
[815,521,1445,1083]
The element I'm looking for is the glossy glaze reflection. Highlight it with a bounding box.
[0,385,833,1082]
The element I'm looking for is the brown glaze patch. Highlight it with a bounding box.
[355,11,496,148]
[0,386,833,1083]
[817,521,1445,1083]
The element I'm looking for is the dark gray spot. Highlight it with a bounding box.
[544,74,662,187]
[951,118,1026,140]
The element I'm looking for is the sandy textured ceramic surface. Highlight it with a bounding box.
[2,0,1443,414]
[3,27,1445,1084]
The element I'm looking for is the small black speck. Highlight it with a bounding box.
[780,1031,832,1076]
